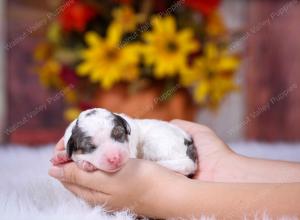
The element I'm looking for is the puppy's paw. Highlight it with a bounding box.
[50,152,71,165]
[76,160,98,172]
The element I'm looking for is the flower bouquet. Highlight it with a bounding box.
[35,0,240,121]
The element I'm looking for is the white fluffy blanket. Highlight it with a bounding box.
[1,142,300,220]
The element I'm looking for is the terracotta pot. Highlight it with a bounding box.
[94,83,197,121]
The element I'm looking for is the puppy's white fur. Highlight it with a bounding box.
[64,108,197,175]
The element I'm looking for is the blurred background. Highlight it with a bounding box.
[1,0,300,146]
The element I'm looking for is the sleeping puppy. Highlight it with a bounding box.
[51,108,198,176]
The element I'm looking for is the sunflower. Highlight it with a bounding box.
[77,24,141,89]
[36,59,63,88]
[201,42,239,73]
[143,16,199,78]
[194,74,237,106]
[64,107,81,121]
[112,6,142,33]
[182,43,239,106]
[34,43,52,61]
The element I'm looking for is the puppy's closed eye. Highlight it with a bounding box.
[90,146,97,150]
[78,144,97,154]
[111,125,127,142]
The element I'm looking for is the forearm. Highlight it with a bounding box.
[145,178,300,219]
[215,153,300,183]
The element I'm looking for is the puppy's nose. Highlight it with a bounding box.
[106,153,122,166]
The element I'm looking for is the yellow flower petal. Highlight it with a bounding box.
[34,43,52,61]
[142,16,199,78]
[112,6,138,33]
[107,23,122,47]
[164,16,176,34]
[194,81,209,103]
[64,108,81,122]
[151,16,164,33]
[217,56,239,72]
[188,42,240,107]
[85,32,102,46]
[76,27,140,88]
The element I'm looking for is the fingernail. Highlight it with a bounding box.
[49,166,64,179]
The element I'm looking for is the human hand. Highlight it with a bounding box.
[171,119,235,182]
[50,138,71,165]
[172,120,300,183]
[51,119,236,183]
[48,158,188,218]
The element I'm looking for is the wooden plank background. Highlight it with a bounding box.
[6,0,67,145]
[246,0,300,141]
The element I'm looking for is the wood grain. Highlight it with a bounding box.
[246,0,300,141]
[6,1,67,145]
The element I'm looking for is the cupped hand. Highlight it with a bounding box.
[49,119,237,216]
[50,138,71,165]
[49,158,187,217]
[171,119,235,182]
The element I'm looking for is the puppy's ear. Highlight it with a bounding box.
[66,136,76,158]
[113,114,131,135]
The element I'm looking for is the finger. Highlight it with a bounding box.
[49,162,111,191]
[63,182,111,207]
[50,151,71,165]
[76,160,98,172]
[54,138,65,153]
[52,137,69,163]
[170,119,212,135]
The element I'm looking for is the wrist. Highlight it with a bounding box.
[138,170,189,218]
[149,176,194,219]
[212,151,248,183]
[143,177,215,219]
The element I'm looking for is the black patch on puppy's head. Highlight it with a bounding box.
[110,114,131,143]
[67,120,97,158]
[85,109,97,117]
[184,138,197,162]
